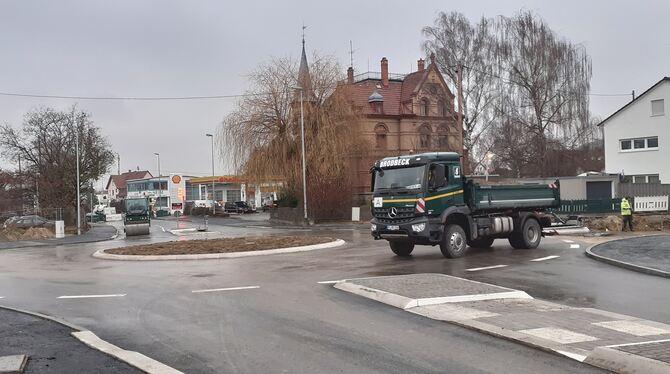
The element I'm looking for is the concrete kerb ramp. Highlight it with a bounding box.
[333,273,670,373]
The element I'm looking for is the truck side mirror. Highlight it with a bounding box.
[430,164,446,190]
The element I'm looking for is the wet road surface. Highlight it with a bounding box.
[1,219,666,373]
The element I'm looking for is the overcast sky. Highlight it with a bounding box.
[1,0,668,187]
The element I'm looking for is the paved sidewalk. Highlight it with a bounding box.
[335,273,670,373]
[0,307,140,373]
[0,224,118,250]
[586,235,670,277]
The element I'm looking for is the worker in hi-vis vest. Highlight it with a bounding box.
[621,196,633,231]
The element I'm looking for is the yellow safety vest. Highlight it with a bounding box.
[621,199,631,216]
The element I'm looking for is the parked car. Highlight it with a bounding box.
[223,202,239,213]
[235,201,256,213]
[2,215,20,228]
[4,215,55,229]
[262,200,279,211]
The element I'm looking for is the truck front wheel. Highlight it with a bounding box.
[440,224,468,258]
[509,218,541,249]
[390,241,414,256]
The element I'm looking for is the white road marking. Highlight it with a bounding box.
[570,244,581,249]
[159,226,166,232]
[604,338,670,348]
[191,286,260,293]
[58,294,126,299]
[562,239,575,243]
[593,320,670,336]
[519,327,599,344]
[0,296,4,299]
[465,264,508,272]
[530,255,560,262]
[317,280,342,284]
[554,349,587,362]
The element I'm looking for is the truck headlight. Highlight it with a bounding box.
[411,223,426,232]
[371,224,377,232]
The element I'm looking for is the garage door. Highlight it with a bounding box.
[586,181,612,200]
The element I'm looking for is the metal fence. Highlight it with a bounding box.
[618,183,670,197]
[553,198,621,214]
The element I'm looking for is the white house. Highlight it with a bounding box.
[599,77,669,183]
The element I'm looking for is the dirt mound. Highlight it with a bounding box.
[0,227,54,241]
[586,215,622,231]
[21,227,54,240]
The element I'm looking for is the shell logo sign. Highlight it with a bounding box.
[171,175,182,184]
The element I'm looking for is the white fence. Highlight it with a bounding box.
[634,196,669,212]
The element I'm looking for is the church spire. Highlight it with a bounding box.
[297,25,313,99]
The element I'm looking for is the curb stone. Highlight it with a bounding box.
[0,305,182,374]
[585,346,670,374]
[585,235,670,279]
[92,238,346,261]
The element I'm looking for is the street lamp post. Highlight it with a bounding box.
[292,87,308,223]
[154,152,161,215]
[75,125,81,235]
[206,134,215,215]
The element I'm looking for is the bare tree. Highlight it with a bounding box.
[0,107,114,223]
[493,11,592,176]
[219,53,367,219]
[422,12,498,171]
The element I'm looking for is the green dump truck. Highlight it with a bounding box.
[370,152,560,258]
[124,197,151,236]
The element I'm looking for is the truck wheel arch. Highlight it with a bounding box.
[441,206,475,240]
[514,212,541,233]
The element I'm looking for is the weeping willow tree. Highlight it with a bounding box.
[220,53,367,220]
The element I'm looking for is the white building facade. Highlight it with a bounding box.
[600,77,670,183]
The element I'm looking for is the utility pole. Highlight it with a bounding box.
[206,133,215,215]
[35,172,40,215]
[456,64,465,173]
[117,153,121,175]
[154,153,161,216]
[75,124,81,235]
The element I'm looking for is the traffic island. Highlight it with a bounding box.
[333,273,670,373]
[585,235,670,278]
[93,236,345,260]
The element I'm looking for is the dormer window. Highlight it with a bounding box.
[368,89,384,114]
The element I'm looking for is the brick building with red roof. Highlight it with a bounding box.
[340,54,463,194]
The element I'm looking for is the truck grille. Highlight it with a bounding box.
[373,206,415,223]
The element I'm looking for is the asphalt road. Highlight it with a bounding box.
[1,219,667,373]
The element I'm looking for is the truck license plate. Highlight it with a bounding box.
[387,225,399,231]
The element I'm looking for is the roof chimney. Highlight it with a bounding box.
[381,57,389,87]
[417,59,425,72]
[347,66,354,84]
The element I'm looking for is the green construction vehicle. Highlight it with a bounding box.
[124,197,151,236]
[370,152,560,258]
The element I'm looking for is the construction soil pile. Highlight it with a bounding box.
[0,227,54,241]
[585,215,670,232]
[107,235,334,256]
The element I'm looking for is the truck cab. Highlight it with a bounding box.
[370,152,558,258]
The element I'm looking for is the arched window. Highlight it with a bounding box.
[419,98,429,116]
[437,125,449,149]
[374,123,389,149]
[438,100,448,116]
[419,124,432,149]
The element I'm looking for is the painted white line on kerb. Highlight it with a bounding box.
[57,294,126,299]
[570,244,581,249]
[191,286,260,293]
[317,280,343,284]
[530,255,560,262]
[562,239,575,243]
[466,265,508,272]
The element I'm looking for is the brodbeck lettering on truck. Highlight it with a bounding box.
[380,158,410,168]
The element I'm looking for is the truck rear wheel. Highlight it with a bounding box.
[440,224,468,258]
[389,241,414,256]
[468,237,494,249]
[509,218,541,249]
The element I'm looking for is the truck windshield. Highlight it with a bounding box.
[374,166,425,191]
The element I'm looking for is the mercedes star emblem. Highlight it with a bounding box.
[388,207,398,218]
